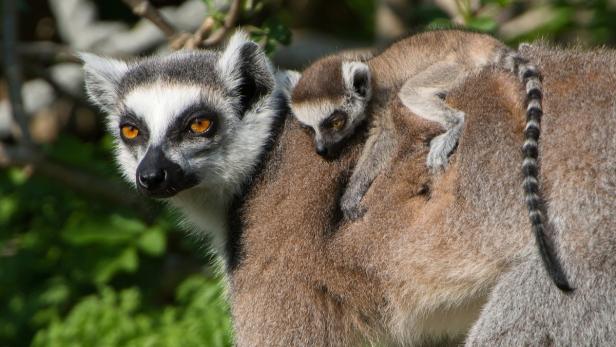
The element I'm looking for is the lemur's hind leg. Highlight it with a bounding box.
[399,63,466,172]
[341,110,397,220]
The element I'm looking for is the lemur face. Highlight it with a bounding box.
[82,32,276,199]
[291,97,362,158]
[290,61,371,158]
[112,83,233,198]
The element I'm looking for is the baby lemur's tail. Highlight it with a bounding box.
[499,49,573,292]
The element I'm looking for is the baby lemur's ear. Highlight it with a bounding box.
[341,61,371,99]
[80,53,130,114]
[217,31,275,116]
[275,70,301,99]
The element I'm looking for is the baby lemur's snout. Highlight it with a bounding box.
[314,140,345,160]
[315,143,328,157]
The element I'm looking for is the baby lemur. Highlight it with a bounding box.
[291,29,572,291]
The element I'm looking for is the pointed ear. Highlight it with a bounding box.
[217,31,275,116]
[342,61,371,99]
[80,52,129,114]
[275,70,301,99]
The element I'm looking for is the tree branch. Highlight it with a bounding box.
[182,17,216,49]
[2,0,33,146]
[122,0,180,39]
[199,0,243,48]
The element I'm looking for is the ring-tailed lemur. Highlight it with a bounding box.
[290,29,572,291]
[81,31,289,267]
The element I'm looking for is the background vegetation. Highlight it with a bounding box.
[2,0,616,346]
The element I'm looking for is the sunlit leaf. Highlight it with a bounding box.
[137,227,166,256]
[466,16,498,32]
[93,247,138,284]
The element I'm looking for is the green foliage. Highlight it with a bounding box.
[250,18,292,54]
[413,0,616,47]
[0,134,230,347]
[31,277,232,347]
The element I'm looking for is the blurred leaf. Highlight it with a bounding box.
[39,278,70,306]
[137,227,166,256]
[481,0,511,6]
[266,19,292,45]
[427,18,456,30]
[93,247,139,284]
[62,214,145,246]
[45,136,95,167]
[0,196,17,223]
[8,168,28,185]
[466,16,498,32]
[250,18,293,54]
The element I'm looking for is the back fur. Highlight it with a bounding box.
[232,65,527,345]
[231,44,616,345]
[466,43,616,345]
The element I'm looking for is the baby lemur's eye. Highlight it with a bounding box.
[328,112,347,131]
[189,117,214,135]
[121,124,140,140]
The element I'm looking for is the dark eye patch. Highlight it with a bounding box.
[321,110,348,130]
[118,111,149,145]
[166,103,221,142]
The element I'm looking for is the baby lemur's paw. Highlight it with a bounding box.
[340,192,367,221]
[426,133,452,172]
[427,110,464,172]
[343,204,367,221]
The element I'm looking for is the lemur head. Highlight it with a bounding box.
[290,56,372,158]
[81,32,278,200]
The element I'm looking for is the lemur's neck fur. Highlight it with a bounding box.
[170,90,288,272]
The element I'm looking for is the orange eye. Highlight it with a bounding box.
[190,118,213,134]
[331,117,346,130]
[121,125,139,140]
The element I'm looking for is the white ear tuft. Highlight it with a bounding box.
[216,31,275,115]
[80,52,129,114]
[217,30,253,90]
[518,42,532,49]
[341,61,371,99]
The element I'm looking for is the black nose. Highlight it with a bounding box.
[138,168,166,190]
[316,145,328,157]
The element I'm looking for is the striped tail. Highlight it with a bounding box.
[503,51,573,292]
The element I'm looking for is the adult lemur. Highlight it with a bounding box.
[82,33,615,345]
[290,29,571,291]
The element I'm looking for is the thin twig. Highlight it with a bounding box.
[122,0,179,39]
[200,0,243,48]
[183,17,216,49]
[2,0,32,146]
[121,0,192,50]
[121,0,244,50]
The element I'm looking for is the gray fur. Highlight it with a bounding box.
[340,102,397,220]
[466,43,616,346]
